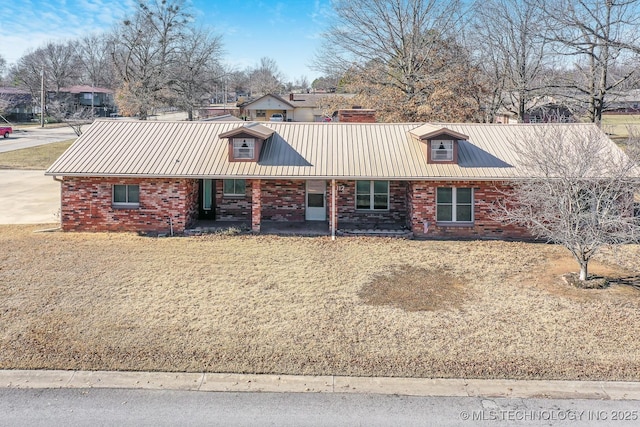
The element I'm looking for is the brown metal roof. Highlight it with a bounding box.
[45,120,617,180]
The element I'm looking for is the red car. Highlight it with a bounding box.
[1,126,12,138]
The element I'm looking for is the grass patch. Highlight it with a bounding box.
[1,225,640,380]
[0,139,74,169]
[359,266,468,311]
[601,114,640,143]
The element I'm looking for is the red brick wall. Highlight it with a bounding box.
[260,179,306,221]
[60,177,198,233]
[333,180,407,224]
[407,180,531,239]
[337,109,376,123]
[215,179,252,220]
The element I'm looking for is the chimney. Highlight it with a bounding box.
[289,93,294,101]
[337,109,376,123]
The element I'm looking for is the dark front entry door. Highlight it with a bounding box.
[199,179,216,220]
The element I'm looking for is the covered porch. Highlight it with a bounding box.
[192,178,410,237]
[186,219,411,237]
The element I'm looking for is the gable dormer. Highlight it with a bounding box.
[409,124,469,165]
[219,122,276,162]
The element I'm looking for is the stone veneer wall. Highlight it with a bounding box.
[60,177,198,233]
[407,180,531,239]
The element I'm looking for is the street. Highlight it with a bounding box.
[0,125,78,153]
[1,388,639,427]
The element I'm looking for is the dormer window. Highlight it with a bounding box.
[432,140,453,161]
[233,138,255,159]
[410,124,467,165]
[221,122,275,162]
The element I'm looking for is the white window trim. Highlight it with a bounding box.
[223,179,246,196]
[436,187,474,223]
[233,138,255,159]
[431,139,454,161]
[112,184,140,208]
[355,180,389,211]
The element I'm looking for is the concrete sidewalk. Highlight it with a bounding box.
[1,370,639,400]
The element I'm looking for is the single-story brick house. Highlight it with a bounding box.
[45,119,619,238]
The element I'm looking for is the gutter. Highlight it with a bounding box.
[43,172,525,181]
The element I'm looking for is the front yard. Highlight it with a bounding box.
[1,225,639,380]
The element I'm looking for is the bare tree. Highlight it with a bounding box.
[12,41,79,97]
[248,57,284,96]
[294,75,310,93]
[541,0,640,124]
[41,41,80,93]
[47,100,94,136]
[0,54,6,82]
[315,0,482,122]
[110,0,191,119]
[311,75,341,93]
[495,125,640,282]
[470,0,550,122]
[168,27,224,120]
[75,34,116,89]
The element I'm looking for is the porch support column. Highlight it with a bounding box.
[331,179,337,240]
[251,179,262,232]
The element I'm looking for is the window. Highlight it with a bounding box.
[256,109,266,118]
[356,180,389,210]
[233,138,255,159]
[223,179,246,196]
[113,184,139,207]
[431,140,454,161]
[436,187,473,222]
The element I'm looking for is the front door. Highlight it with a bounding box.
[306,180,326,221]
[199,179,216,220]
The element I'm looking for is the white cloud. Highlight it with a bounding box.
[0,0,137,65]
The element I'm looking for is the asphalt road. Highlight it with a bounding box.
[1,388,639,427]
[0,126,78,153]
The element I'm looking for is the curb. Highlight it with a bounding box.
[1,370,640,400]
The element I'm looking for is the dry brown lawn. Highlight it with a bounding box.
[1,224,640,381]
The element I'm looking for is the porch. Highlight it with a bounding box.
[185,220,411,237]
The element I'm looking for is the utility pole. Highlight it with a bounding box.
[91,82,95,115]
[40,68,45,128]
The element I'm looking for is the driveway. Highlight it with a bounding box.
[0,126,78,153]
[0,169,59,224]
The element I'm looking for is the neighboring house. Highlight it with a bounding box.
[604,89,640,114]
[0,87,34,122]
[239,93,356,122]
[494,97,576,124]
[45,120,619,239]
[55,85,116,117]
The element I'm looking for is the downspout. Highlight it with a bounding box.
[331,179,336,241]
[52,176,63,229]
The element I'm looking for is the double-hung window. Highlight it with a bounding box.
[356,180,389,210]
[223,179,246,196]
[233,138,255,159]
[436,187,473,222]
[431,140,454,161]
[113,184,140,208]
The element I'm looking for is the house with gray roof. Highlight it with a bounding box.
[239,93,356,122]
[45,119,621,238]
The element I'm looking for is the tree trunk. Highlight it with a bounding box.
[579,261,588,282]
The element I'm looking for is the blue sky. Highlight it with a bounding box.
[0,0,329,81]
